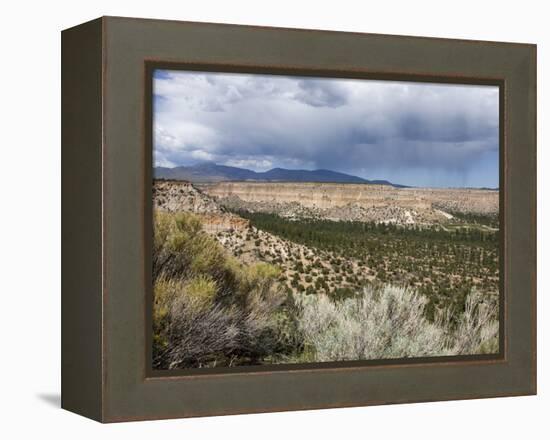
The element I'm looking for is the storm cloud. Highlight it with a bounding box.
[153,70,499,188]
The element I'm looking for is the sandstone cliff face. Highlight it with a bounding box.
[154,179,499,229]
[200,182,424,209]
[199,181,499,224]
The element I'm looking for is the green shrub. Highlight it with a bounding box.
[152,211,285,369]
[185,275,217,309]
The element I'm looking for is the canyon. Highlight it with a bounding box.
[153,179,499,307]
[197,181,499,225]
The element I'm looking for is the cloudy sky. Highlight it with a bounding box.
[153,69,499,188]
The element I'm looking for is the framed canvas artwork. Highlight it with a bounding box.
[62,16,536,422]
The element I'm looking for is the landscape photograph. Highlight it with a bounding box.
[151,69,500,370]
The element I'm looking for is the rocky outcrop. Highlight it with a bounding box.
[153,180,223,214]
[153,180,249,233]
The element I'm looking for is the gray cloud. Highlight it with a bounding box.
[293,79,349,107]
[153,70,499,187]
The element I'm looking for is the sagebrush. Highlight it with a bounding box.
[293,285,499,362]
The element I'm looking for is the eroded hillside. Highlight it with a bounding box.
[153,180,249,233]
[153,180,353,292]
[197,181,498,226]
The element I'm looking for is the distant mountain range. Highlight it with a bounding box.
[154,163,410,188]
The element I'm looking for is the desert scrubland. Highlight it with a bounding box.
[152,179,499,369]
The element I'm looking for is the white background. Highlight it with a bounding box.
[1,0,547,437]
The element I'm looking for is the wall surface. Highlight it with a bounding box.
[1,0,547,437]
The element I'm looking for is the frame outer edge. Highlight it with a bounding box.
[530,43,537,395]
[61,17,104,422]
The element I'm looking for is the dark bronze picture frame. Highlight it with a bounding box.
[62,16,536,422]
